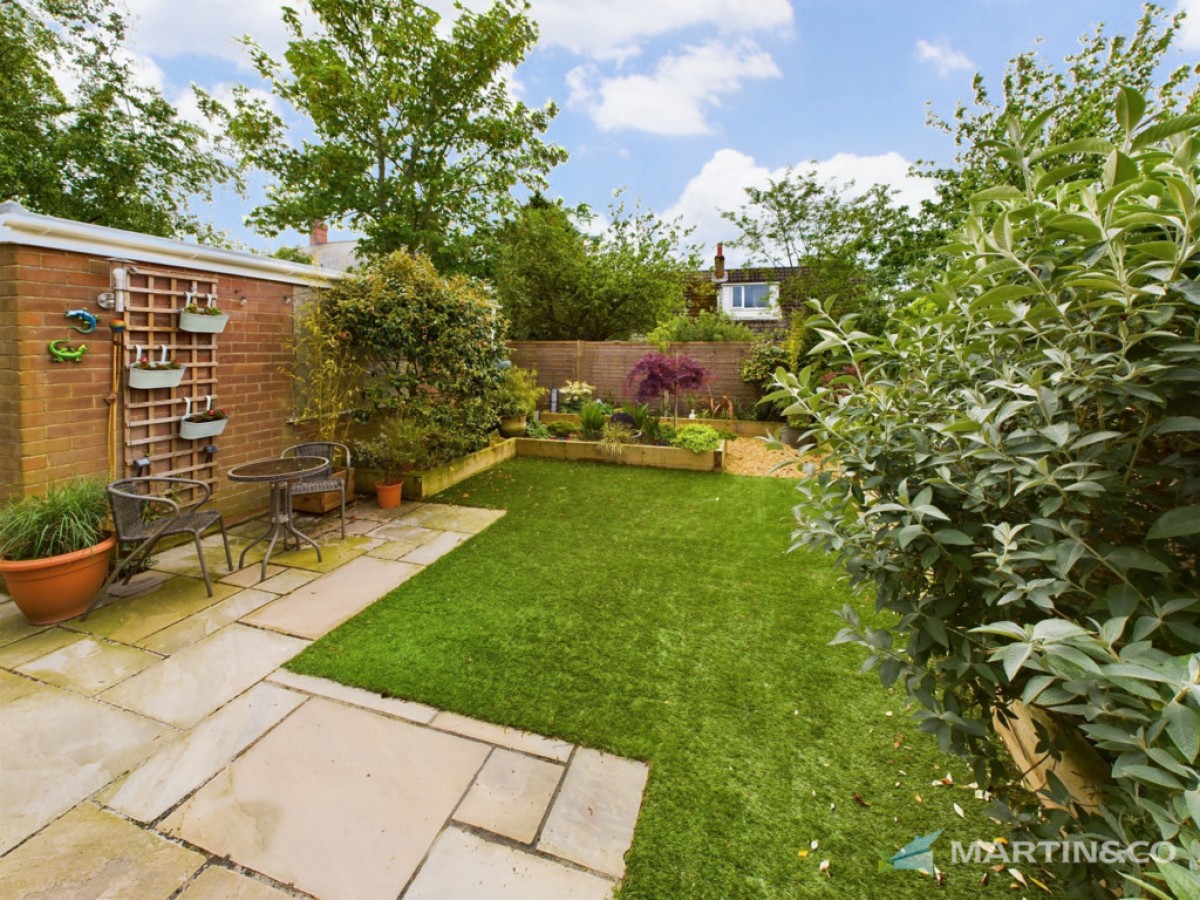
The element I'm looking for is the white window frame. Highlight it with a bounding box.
[721,282,780,320]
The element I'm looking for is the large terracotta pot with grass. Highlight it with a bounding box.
[0,534,116,624]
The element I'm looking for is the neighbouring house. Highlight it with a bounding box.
[686,244,802,335]
[0,202,332,519]
[305,221,360,272]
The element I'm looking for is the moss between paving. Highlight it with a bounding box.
[289,459,1020,898]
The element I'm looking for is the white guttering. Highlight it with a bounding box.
[0,202,340,286]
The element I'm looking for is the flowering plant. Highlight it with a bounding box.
[558,380,594,412]
[182,302,223,316]
[132,355,181,371]
[184,408,227,422]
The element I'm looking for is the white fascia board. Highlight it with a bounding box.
[0,202,340,286]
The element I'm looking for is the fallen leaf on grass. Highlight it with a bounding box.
[819,860,831,878]
[1009,868,1028,887]
[811,840,819,850]
[853,793,871,807]
[953,803,965,819]
[797,850,808,859]
[893,732,905,749]
[914,793,923,803]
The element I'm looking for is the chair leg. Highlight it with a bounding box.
[193,532,213,596]
[85,538,155,619]
[339,485,346,538]
[216,518,233,572]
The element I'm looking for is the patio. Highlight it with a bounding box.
[0,499,648,899]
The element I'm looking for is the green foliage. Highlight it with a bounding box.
[648,310,754,346]
[557,379,594,413]
[524,418,550,439]
[771,92,1200,892]
[353,416,458,481]
[599,421,635,457]
[740,339,790,396]
[272,245,314,264]
[325,251,505,451]
[495,366,546,417]
[290,292,365,442]
[492,194,697,340]
[1,0,240,238]
[622,402,662,443]
[670,424,722,454]
[0,476,108,560]
[545,420,578,439]
[918,3,1200,247]
[215,0,566,273]
[577,401,608,441]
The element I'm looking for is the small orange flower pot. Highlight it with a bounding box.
[375,481,403,510]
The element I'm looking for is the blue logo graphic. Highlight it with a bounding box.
[880,830,943,874]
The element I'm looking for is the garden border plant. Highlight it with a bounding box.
[768,90,1200,897]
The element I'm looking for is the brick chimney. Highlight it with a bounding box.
[310,221,329,247]
[714,242,726,281]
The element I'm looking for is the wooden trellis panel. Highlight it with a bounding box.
[121,267,222,490]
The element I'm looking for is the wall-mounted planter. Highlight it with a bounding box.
[128,366,186,390]
[179,310,229,333]
[180,416,228,440]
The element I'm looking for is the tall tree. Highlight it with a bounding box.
[218,0,567,273]
[917,2,1200,241]
[0,0,240,239]
[492,194,697,341]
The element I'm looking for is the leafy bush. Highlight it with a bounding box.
[670,424,722,454]
[496,366,547,417]
[740,339,789,395]
[770,91,1200,895]
[326,251,506,452]
[0,477,108,560]
[546,420,578,439]
[626,352,710,424]
[577,401,608,440]
[599,422,636,457]
[524,418,551,439]
[648,310,755,345]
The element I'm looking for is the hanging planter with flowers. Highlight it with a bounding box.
[180,395,228,440]
[179,293,229,333]
[127,344,186,390]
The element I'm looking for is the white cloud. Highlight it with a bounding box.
[530,0,793,62]
[568,40,781,136]
[664,149,938,266]
[1180,0,1200,51]
[122,0,289,64]
[915,39,974,77]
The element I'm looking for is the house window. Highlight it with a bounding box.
[722,282,779,318]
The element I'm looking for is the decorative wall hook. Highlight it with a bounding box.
[65,309,97,334]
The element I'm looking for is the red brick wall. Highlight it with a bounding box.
[508,341,760,410]
[0,244,301,520]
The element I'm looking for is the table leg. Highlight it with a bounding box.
[280,482,323,563]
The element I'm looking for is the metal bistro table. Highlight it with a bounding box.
[228,456,328,581]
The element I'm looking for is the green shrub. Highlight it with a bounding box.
[524,418,551,439]
[599,422,635,457]
[670,424,722,454]
[649,310,755,345]
[578,401,608,440]
[546,420,578,439]
[770,91,1200,895]
[0,477,108,560]
[496,365,547,417]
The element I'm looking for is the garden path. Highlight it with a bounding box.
[0,499,647,899]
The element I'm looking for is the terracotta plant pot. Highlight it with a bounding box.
[498,414,527,438]
[0,533,116,624]
[375,481,403,510]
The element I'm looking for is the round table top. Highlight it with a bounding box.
[227,456,328,483]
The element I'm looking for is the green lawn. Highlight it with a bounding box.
[288,459,1015,898]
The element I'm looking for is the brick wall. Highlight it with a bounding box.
[508,341,760,409]
[0,244,301,521]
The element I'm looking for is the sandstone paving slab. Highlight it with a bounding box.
[353,500,426,523]
[0,601,45,648]
[398,504,505,534]
[405,827,613,900]
[269,534,379,572]
[364,521,441,546]
[151,537,255,579]
[453,748,564,843]
[0,627,83,669]
[342,517,384,536]
[0,802,205,899]
[107,569,174,598]
[401,531,472,566]
[267,669,438,724]
[255,566,319,594]
[0,669,41,704]
[537,749,649,878]
[176,865,295,900]
[162,697,490,900]
[0,681,169,854]
[17,635,160,695]
[137,589,279,655]
[221,564,285,587]
[99,682,307,823]
[431,711,573,763]
[100,624,308,728]
[241,557,421,640]
[68,576,238,644]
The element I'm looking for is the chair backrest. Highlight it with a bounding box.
[282,442,351,468]
[107,477,203,540]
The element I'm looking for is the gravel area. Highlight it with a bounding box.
[723,436,825,479]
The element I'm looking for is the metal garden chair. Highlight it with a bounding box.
[88,477,232,617]
[281,442,351,538]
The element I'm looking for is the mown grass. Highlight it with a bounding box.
[288,459,1016,897]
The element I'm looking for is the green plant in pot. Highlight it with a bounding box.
[0,477,114,623]
[354,417,438,509]
[496,365,546,437]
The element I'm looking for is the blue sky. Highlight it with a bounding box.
[119,0,1200,264]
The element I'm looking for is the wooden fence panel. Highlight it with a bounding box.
[508,341,759,409]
